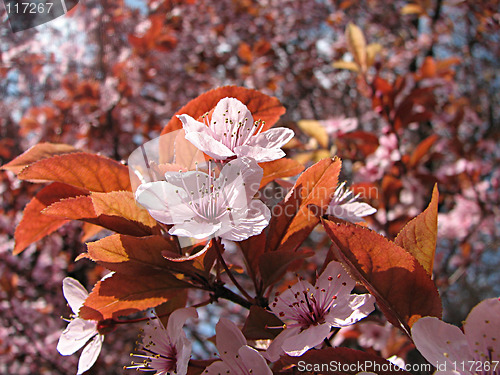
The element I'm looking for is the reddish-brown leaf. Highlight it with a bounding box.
[13,182,88,254]
[79,272,188,320]
[277,347,411,374]
[259,158,304,189]
[267,157,342,253]
[323,219,442,335]
[1,142,78,174]
[394,185,439,275]
[85,234,198,277]
[408,134,439,169]
[242,306,284,340]
[237,232,266,285]
[259,248,313,289]
[18,152,131,192]
[43,191,157,237]
[161,86,286,134]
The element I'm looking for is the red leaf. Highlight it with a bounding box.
[277,347,411,374]
[79,272,188,320]
[242,306,284,340]
[259,158,304,189]
[408,134,439,169]
[161,86,286,134]
[259,248,313,289]
[267,157,342,253]
[1,142,77,174]
[394,185,439,274]
[322,219,442,335]
[18,152,131,192]
[13,182,87,254]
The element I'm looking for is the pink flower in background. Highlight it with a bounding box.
[320,116,358,136]
[135,157,270,241]
[178,97,294,162]
[411,297,500,375]
[358,322,391,351]
[129,307,197,375]
[266,261,375,361]
[356,133,401,182]
[203,318,272,375]
[326,182,377,223]
[57,277,104,375]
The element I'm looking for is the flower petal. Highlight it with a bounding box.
[62,277,89,315]
[175,336,192,375]
[177,114,209,134]
[57,318,97,355]
[166,307,198,343]
[77,334,103,375]
[217,157,263,210]
[185,132,235,160]
[411,316,473,369]
[169,220,221,240]
[238,345,272,375]
[233,144,286,163]
[248,128,294,149]
[264,326,300,362]
[217,200,271,242]
[215,318,247,368]
[463,297,500,362]
[203,360,231,375]
[327,201,377,223]
[135,181,194,224]
[282,323,332,357]
[326,294,375,327]
[210,97,254,139]
[316,261,356,299]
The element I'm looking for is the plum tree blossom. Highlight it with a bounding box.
[135,156,271,241]
[129,307,197,375]
[266,261,376,361]
[411,297,500,375]
[178,98,294,163]
[203,318,272,375]
[326,182,377,223]
[57,277,104,375]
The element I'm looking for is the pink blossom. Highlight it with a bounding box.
[178,97,294,162]
[203,318,272,375]
[129,307,197,375]
[411,297,500,375]
[358,322,391,351]
[319,116,358,136]
[266,261,375,361]
[57,277,104,375]
[326,182,377,223]
[135,157,271,241]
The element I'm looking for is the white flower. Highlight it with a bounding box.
[266,261,375,361]
[411,297,500,375]
[57,277,104,375]
[203,318,272,375]
[178,97,294,163]
[326,182,377,223]
[135,156,271,241]
[129,307,197,375]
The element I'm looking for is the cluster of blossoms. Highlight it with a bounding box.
[56,97,379,374]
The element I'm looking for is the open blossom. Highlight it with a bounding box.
[266,261,375,361]
[203,318,272,375]
[129,307,197,375]
[178,97,294,162]
[57,277,104,375]
[135,156,271,241]
[411,297,500,375]
[326,182,377,223]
